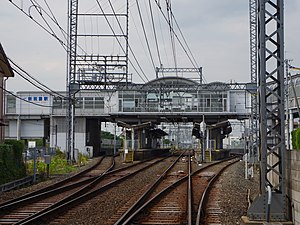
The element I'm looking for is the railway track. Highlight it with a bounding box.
[195,158,239,225]
[111,152,189,225]
[6,155,174,225]
[0,156,115,225]
[117,156,239,225]
[0,152,240,225]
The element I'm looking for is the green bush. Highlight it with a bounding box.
[292,130,297,149]
[0,140,26,185]
[26,149,82,176]
[291,128,300,150]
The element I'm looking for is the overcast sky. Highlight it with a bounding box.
[1,0,299,92]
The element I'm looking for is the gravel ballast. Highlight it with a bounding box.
[0,157,260,224]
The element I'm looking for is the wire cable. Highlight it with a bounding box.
[154,0,203,79]
[8,58,67,99]
[166,0,178,74]
[100,0,149,82]
[135,0,156,71]
[106,0,149,82]
[148,0,163,70]
[0,86,53,108]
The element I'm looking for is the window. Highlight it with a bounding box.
[84,97,94,109]
[33,97,37,101]
[53,97,63,109]
[7,95,16,113]
[95,97,104,109]
[28,96,32,101]
[38,96,43,101]
[44,96,48,101]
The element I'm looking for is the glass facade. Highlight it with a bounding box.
[117,90,227,113]
[53,96,104,110]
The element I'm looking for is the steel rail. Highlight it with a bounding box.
[195,158,240,225]
[121,157,239,224]
[0,156,115,225]
[0,156,105,208]
[113,151,187,225]
[17,156,171,225]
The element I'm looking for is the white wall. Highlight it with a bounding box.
[229,90,250,113]
[7,119,44,139]
[16,93,52,115]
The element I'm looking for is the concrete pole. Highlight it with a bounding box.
[131,128,134,150]
[124,128,127,150]
[113,122,116,155]
[17,116,21,140]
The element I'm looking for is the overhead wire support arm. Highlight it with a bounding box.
[156,67,203,84]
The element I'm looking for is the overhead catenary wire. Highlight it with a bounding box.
[8,0,107,75]
[8,0,68,51]
[135,0,156,72]
[106,0,150,82]
[42,0,68,41]
[166,0,178,75]
[8,58,67,99]
[148,0,163,70]
[101,0,149,83]
[170,11,205,82]
[9,0,202,86]
[154,0,203,80]
[29,0,58,43]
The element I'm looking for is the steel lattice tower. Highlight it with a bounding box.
[249,0,258,165]
[67,0,79,162]
[248,0,288,221]
[67,0,129,160]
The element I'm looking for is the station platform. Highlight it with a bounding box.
[241,216,293,225]
[122,148,171,162]
[205,149,231,161]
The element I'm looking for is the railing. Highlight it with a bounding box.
[0,175,37,193]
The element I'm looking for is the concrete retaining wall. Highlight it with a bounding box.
[287,150,300,225]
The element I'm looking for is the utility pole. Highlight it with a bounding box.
[248,0,288,221]
[249,0,258,165]
[67,0,79,163]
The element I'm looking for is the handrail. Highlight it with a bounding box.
[0,176,37,193]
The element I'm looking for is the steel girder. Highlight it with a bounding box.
[248,0,288,221]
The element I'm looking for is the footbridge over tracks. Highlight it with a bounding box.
[5,76,253,156]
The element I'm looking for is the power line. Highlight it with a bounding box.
[154,0,202,78]
[170,11,204,81]
[0,86,53,108]
[166,0,178,74]
[136,0,156,71]
[8,0,68,51]
[100,0,149,82]
[8,58,67,99]
[148,0,163,70]
[106,0,149,82]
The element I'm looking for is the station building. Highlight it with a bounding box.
[4,77,251,156]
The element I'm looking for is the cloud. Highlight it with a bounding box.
[1,0,299,92]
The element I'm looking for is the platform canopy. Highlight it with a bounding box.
[0,43,14,77]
